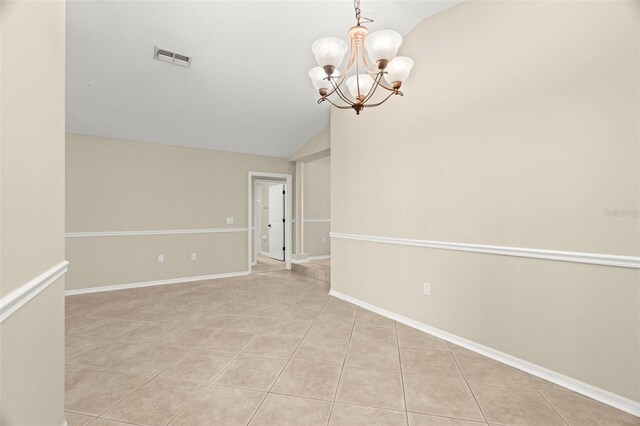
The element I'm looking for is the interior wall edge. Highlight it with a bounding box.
[329,289,640,416]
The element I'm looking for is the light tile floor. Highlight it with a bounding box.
[65,270,640,426]
[292,259,330,283]
[251,254,287,274]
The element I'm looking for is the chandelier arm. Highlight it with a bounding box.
[362,91,397,108]
[332,79,357,106]
[324,97,355,109]
[321,76,342,99]
[360,41,378,75]
[360,72,384,104]
[373,81,397,92]
[326,75,355,105]
[322,72,354,105]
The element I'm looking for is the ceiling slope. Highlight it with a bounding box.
[66,1,460,157]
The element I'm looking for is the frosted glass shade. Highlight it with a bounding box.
[346,74,374,99]
[384,56,414,84]
[308,66,340,91]
[365,30,402,62]
[311,37,348,68]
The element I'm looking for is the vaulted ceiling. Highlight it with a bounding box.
[66,1,460,157]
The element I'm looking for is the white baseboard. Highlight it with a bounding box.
[329,289,640,417]
[65,271,249,296]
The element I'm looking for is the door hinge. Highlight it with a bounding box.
[282,246,285,251]
[282,218,285,223]
[282,190,285,195]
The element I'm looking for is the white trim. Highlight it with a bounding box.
[65,228,249,238]
[0,261,69,323]
[329,289,640,417]
[292,255,331,264]
[65,271,249,296]
[330,232,639,269]
[308,255,331,261]
[248,172,292,273]
[303,219,331,223]
[254,181,262,263]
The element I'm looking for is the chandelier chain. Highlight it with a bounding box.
[354,0,361,25]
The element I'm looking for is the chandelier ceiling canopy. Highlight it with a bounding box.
[309,0,414,115]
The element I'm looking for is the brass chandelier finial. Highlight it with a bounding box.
[308,0,414,115]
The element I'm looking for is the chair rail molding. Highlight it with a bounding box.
[303,218,331,223]
[65,227,249,238]
[330,232,640,269]
[0,260,69,323]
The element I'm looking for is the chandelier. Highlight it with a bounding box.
[308,0,414,115]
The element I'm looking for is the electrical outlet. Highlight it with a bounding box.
[191,252,197,261]
[322,237,327,243]
[423,282,431,296]
[158,254,165,263]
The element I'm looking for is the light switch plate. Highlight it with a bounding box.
[158,254,165,263]
[191,252,197,261]
[226,217,234,225]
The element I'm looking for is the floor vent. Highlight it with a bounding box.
[154,46,191,67]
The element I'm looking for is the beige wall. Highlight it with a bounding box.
[0,1,66,424]
[66,134,289,290]
[331,0,639,403]
[289,125,330,162]
[303,156,331,257]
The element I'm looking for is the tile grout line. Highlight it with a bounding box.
[326,303,359,425]
[63,274,358,424]
[394,321,410,426]
[244,289,331,425]
[68,281,281,422]
[128,275,287,424]
[522,371,570,426]
[448,343,489,424]
[95,342,200,422]
[164,347,246,425]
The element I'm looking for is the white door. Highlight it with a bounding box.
[268,184,285,261]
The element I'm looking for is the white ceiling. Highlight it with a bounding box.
[66,1,460,158]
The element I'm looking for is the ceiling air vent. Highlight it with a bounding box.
[154,46,192,67]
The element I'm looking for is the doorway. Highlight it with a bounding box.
[267,183,286,261]
[248,172,292,273]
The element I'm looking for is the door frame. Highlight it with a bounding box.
[248,172,292,272]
